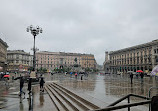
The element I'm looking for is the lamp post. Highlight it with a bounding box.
[27,25,42,71]
[4,62,8,74]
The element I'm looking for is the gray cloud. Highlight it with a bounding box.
[0,0,158,65]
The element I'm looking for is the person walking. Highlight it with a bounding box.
[70,72,72,76]
[75,72,78,79]
[40,77,45,92]
[81,74,84,80]
[130,73,133,84]
[19,76,25,96]
[140,72,144,82]
[4,77,9,86]
[28,78,32,94]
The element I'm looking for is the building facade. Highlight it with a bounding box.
[0,38,8,72]
[36,51,96,72]
[104,40,158,74]
[7,50,33,72]
[80,54,96,69]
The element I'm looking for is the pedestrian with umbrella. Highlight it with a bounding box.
[70,72,73,77]
[19,76,25,97]
[75,72,78,79]
[137,70,144,82]
[14,76,25,97]
[4,75,10,86]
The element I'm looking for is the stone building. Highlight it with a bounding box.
[36,51,96,72]
[0,38,8,72]
[7,50,33,72]
[81,54,96,69]
[104,40,158,74]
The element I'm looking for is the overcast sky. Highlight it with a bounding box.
[0,0,158,65]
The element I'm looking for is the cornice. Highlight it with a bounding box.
[109,40,158,55]
[0,38,8,48]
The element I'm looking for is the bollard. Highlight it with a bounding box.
[151,96,158,111]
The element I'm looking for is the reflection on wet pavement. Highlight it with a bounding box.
[59,74,158,111]
[0,73,158,111]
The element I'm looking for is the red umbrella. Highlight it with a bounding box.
[136,70,143,73]
[4,75,10,77]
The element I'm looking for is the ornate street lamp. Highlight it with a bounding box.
[27,25,42,71]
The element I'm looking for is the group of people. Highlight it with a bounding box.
[69,72,88,80]
[18,75,45,97]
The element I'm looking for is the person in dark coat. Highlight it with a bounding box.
[140,72,144,82]
[40,77,45,92]
[81,74,84,80]
[28,78,32,94]
[130,73,133,84]
[19,77,25,96]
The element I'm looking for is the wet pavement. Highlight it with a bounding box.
[0,73,158,111]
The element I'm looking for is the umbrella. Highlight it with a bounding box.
[151,65,158,76]
[136,70,143,73]
[127,71,134,73]
[3,75,10,78]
